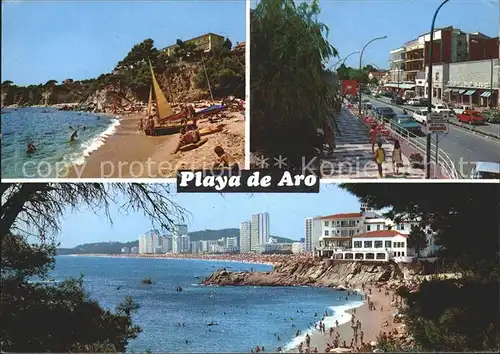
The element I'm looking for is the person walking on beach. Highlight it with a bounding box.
[392,140,402,175]
[374,142,386,178]
[335,320,339,328]
[369,124,378,153]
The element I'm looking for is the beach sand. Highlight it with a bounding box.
[66,110,245,178]
[287,286,399,353]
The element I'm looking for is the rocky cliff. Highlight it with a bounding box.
[202,259,420,288]
[160,62,210,103]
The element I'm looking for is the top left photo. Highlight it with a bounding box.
[1,0,246,180]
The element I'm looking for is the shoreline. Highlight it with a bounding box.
[65,108,244,178]
[65,253,284,267]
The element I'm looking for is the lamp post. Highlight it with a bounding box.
[329,51,360,98]
[359,36,387,116]
[426,0,450,179]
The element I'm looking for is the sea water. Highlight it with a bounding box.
[51,256,365,353]
[1,107,120,178]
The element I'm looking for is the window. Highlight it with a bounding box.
[377,225,381,230]
[356,220,360,224]
[364,241,372,248]
[374,241,383,248]
[385,241,391,248]
[349,230,356,236]
[325,221,329,227]
[435,72,440,80]
[367,225,371,231]
[392,241,397,248]
[324,230,329,236]
[354,241,362,248]
[402,252,405,257]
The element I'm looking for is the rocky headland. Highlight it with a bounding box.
[202,258,420,288]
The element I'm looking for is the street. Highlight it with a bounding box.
[366,96,500,176]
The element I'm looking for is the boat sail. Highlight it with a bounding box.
[148,59,175,121]
[147,85,152,117]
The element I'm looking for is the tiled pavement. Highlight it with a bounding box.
[321,108,426,179]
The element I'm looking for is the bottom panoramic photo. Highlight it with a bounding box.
[1,183,498,353]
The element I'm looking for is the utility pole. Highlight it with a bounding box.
[359,36,387,116]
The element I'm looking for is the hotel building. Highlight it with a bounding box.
[251,213,270,252]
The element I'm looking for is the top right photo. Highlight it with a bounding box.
[250,0,500,180]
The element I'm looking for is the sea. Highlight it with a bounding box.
[49,256,365,353]
[1,107,120,178]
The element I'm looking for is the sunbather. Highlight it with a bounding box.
[173,127,200,154]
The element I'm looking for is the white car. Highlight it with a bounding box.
[407,98,420,106]
[413,109,428,125]
[432,104,455,119]
[453,105,472,115]
[469,162,500,179]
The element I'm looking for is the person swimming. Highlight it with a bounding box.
[26,143,36,154]
[69,128,78,142]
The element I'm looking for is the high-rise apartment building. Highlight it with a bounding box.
[251,213,270,252]
[304,217,322,254]
[240,221,251,252]
[138,230,162,254]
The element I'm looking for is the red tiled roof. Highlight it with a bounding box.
[353,230,407,238]
[318,213,363,220]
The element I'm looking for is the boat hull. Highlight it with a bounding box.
[195,105,227,117]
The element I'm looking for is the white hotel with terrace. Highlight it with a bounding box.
[311,205,437,263]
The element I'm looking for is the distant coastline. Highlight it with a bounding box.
[65,253,306,267]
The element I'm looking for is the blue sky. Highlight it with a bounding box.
[1,0,246,86]
[252,0,499,70]
[58,184,361,248]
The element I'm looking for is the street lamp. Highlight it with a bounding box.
[329,51,361,71]
[359,36,387,116]
[471,39,494,109]
[426,0,450,179]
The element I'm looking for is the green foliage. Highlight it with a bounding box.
[408,225,428,257]
[0,234,141,352]
[251,0,338,164]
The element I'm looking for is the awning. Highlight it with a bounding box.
[463,90,476,96]
[452,89,460,93]
[444,88,451,93]
[481,91,492,98]
[459,89,467,94]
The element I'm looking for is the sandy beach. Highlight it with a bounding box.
[66,109,245,178]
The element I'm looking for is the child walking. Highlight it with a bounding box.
[392,140,403,175]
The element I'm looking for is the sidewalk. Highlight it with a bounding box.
[321,108,426,179]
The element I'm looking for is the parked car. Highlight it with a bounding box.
[457,110,485,125]
[412,109,429,125]
[431,104,455,120]
[469,162,500,179]
[453,105,472,115]
[374,107,396,122]
[390,114,423,135]
[390,96,404,105]
[481,109,500,123]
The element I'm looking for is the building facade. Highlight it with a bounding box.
[240,221,251,252]
[304,217,322,254]
[251,213,270,252]
[292,242,305,254]
[165,32,225,56]
[389,47,405,83]
[403,38,425,81]
[138,230,162,254]
[445,59,499,107]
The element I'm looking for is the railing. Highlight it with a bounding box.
[356,104,461,179]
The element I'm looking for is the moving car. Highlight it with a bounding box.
[390,114,422,135]
[481,109,500,123]
[374,106,396,122]
[457,110,485,125]
[412,109,429,125]
[407,98,421,106]
[469,162,500,179]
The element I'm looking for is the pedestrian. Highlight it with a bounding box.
[392,140,403,175]
[374,142,386,178]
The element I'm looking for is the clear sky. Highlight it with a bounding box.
[251,0,499,70]
[58,184,361,248]
[1,0,246,86]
